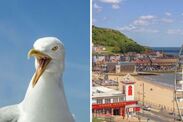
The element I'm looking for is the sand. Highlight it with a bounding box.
[134,76,174,111]
[106,74,183,113]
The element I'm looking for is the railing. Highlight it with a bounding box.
[174,44,183,122]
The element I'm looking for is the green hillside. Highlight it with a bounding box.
[92,26,146,53]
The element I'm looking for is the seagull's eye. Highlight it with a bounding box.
[51,46,58,51]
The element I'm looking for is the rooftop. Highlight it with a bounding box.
[92,86,123,98]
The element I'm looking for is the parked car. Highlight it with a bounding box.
[142,105,151,111]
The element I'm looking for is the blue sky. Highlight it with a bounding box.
[0,1,89,122]
[93,0,183,47]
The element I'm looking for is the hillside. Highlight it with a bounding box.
[92,26,146,53]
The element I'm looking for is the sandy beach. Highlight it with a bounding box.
[134,76,174,111]
[106,74,183,113]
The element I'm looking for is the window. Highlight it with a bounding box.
[128,85,132,96]
[105,98,111,103]
[123,86,125,94]
[119,97,124,101]
[113,98,118,103]
[96,99,103,104]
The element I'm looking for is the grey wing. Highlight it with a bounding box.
[0,105,20,122]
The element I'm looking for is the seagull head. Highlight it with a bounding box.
[28,37,65,87]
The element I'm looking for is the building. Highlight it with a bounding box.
[92,45,106,53]
[92,74,140,118]
[106,62,136,74]
[135,58,177,72]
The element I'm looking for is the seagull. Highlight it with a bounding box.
[0,37,75,122]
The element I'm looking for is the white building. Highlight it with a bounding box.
[92,74,140,117]
[92,86,125,104]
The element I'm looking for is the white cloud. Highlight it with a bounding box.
[119,24,136,31]
[139,15,156,20]
[133,28,159,33]
[161,18,174,23]
[165,12,172,16]
[133,15,174,26]
[119,25,159,33]
[133,15,156,26]
[93,3,102,9]
[99,0,121,4]
[112,4,120,9]
[93,3,102,12]
[98,0,122,9]
[119,15,159,33]
[133,19,149,26]
[167,29,183,35]
[181,13,183,16]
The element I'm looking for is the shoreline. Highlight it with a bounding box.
[133,75,175,112]
[134,76,174,90]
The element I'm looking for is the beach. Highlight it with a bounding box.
[107,74,183,112]
[134,76,174,111]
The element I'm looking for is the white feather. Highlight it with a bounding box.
[0,37,74,122]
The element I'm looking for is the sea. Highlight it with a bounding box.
[151,47,180,56]
[139,47,181,88]
[138,73,175,88]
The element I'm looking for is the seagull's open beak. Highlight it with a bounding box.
[28,49,52,87]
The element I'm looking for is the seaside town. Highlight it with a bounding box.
[92,43,183,122]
